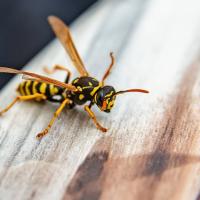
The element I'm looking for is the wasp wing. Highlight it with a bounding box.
[48,16,89,76]
[0,67,76,91]
[22,75,67,87]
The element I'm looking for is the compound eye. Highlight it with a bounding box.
[97,90,104,105]
[99,93,104,102]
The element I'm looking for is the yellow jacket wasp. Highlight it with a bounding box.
[0,16,149,139]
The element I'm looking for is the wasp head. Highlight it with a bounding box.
[94,85,149,113]
[94,86,116,113]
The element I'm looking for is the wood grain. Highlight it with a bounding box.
[1,0,200,199]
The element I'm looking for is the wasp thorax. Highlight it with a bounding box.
[94,86,116,113]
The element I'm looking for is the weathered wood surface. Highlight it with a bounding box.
[1,0,200,199]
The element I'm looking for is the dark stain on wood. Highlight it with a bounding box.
[63,147,200,200]
[64,151,109,200]
[76,190,101,200]
[138,152,200,178]
[143,151,176,176]
[64,150,200,200]
[30,190,36,199]
[196,192,200,200]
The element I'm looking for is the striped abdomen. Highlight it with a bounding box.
[16,80,63,100]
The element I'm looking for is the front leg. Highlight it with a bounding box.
[36,98,72,139]
[101,52,115,85]
[84,105,107,132]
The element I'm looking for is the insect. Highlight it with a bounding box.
[0,16,149,139]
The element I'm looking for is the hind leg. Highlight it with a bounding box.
[0,93,46,115]
[43,64,71,83]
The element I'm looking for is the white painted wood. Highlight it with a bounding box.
[1,0,200,199]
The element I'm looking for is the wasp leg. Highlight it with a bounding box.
[36,98,71,139]
[43,64,71,83]
[101,52,115,84]
[0,93,46,115]
[84,105,107,132]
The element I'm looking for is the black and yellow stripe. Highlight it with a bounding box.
[17,81,63,99]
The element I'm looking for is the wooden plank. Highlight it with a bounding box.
[1,0,200,199]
